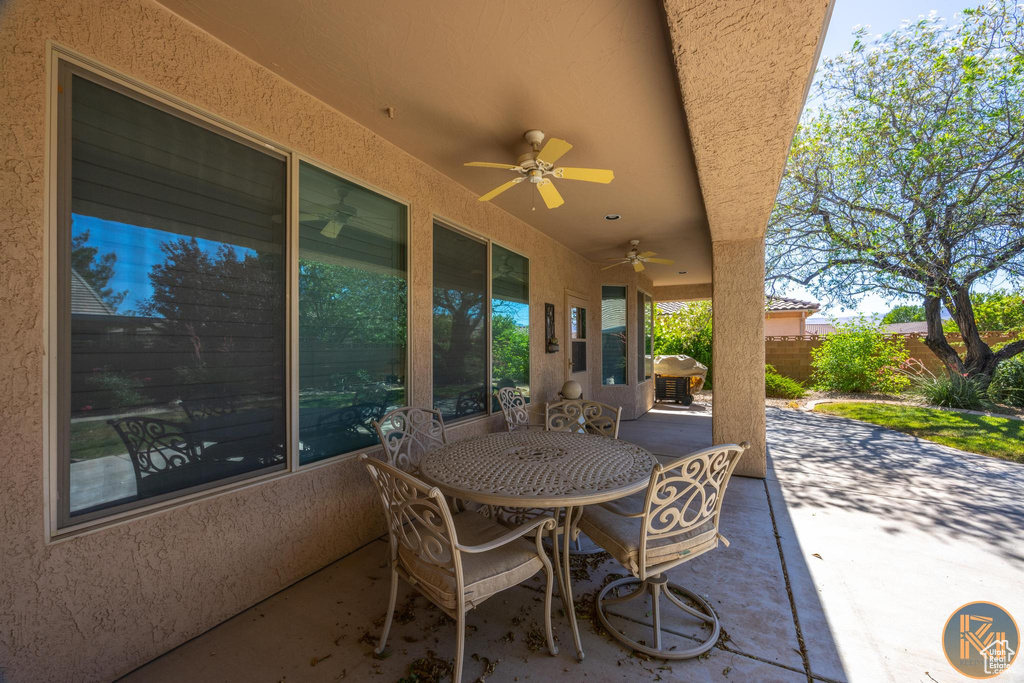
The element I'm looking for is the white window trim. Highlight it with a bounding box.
[637,286,655,384]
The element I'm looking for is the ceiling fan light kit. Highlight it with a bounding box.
[465,130,614,209]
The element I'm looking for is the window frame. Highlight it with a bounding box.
[291,155,412,471]
[431,216,531,425]
[44,47,414,538]
[600,284,629,386]
[637,287,655,383]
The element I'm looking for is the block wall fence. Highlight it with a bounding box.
[764,332,1016,383]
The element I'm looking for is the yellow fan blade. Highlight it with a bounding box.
[465,162,523,170]
[555,167,614,183]
[601,262,625,270]
[536,138,573,166]
[478,177,524,202]
[638,250,657,258]
[633,261,645,272]
[537,179,564,209]
[645,258,675,265]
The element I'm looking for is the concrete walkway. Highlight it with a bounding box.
[122,406,1024,682]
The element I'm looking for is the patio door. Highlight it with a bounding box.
[566,293,589,391]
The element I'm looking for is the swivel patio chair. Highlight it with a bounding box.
[544,399,622,438]
[372,406,448,474]
[577,442,748,659]
[361,456,558,683]
[496,386,533,432]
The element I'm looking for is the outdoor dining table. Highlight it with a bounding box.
[418,429,657,661]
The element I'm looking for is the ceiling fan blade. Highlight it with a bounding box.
[537,179,564,209]
[601,262,624,271]
[604,257,629,260]
[465,162,524,171]
[638,251,658,258]
[633,261,645,272]
[554,167,614,183]
[478,177,524,202]
[644,258,675,265]
[536,138,573,166]
[320,220,344,239]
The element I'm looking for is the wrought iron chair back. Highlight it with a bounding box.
[372,407,448,473]
[180,397,236,423]
[362,457,463,595]
[107,416,203,491]
[544,399,622,438]
[638,442,747,579]
[454,387,487,417]
[496,387,530,431]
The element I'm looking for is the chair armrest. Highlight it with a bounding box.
[456,515,557,554]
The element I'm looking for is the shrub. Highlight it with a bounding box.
[811,317,910,393]
[989,356,1024,407]
[765,364,806,399]
[912,372,991,410]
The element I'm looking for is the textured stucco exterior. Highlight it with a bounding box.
[711,239,767,477]
[661,0,833,242]
[0,0,656,680]
[652,283,712,302]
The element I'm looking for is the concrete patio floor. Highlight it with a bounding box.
[121,404,1024,682]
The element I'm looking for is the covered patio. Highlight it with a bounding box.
[1,1,838,681]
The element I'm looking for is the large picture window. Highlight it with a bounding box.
[59,66,287,525]
[433,224,488,420]
[492,245,530,407]
[601,286,627,385]
[298,162,407,464]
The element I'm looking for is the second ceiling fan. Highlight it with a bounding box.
[465,130,614,209]
[603,240,674,272]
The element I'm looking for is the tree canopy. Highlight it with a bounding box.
[71,230,127,310]
[767,1,1024,381]
[882,305,926,325]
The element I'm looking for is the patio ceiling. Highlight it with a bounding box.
[153,0,710,285]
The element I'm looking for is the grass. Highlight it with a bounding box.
[813,402,1024,463]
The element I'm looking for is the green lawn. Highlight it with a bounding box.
[813,402,1024,463]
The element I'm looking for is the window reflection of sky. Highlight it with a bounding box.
[72,214,255,315]
[493,299,529,326]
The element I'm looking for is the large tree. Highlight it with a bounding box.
[767,2,1024,382]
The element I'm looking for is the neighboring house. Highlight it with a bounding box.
[804,320,930,337]
[70,268,116,316]
[658,296,820,338]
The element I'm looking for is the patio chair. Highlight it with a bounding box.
[496,387,532,431]
[108,416,250,499]
[577,442,749,660]
[180,396,236,423]
[372,406,447,473]
[361,456,558,682]
[454,387,487,418]
[544,399,622,438]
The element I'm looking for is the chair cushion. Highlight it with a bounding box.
[399,510,543,610]
[579,492,718,576]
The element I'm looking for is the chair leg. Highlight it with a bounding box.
[535,527,558,656]
[375,566,399,654]
[453,609,466,683]
[595,575,720,660]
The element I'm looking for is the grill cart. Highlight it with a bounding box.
[653,355,707,406]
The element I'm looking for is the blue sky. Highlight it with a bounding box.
[782,0,1008,320]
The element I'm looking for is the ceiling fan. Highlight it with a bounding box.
[299,188,391,239]
[602,240,674,272]
[465,130,614,209]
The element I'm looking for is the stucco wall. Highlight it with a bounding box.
[710,239,767,478]
[764,312,805,338]
[0,0,655,680]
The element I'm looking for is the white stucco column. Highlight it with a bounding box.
[711,238,766,478]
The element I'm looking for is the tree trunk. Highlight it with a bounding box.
[921,295,965,375]
[948,286,998,382]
